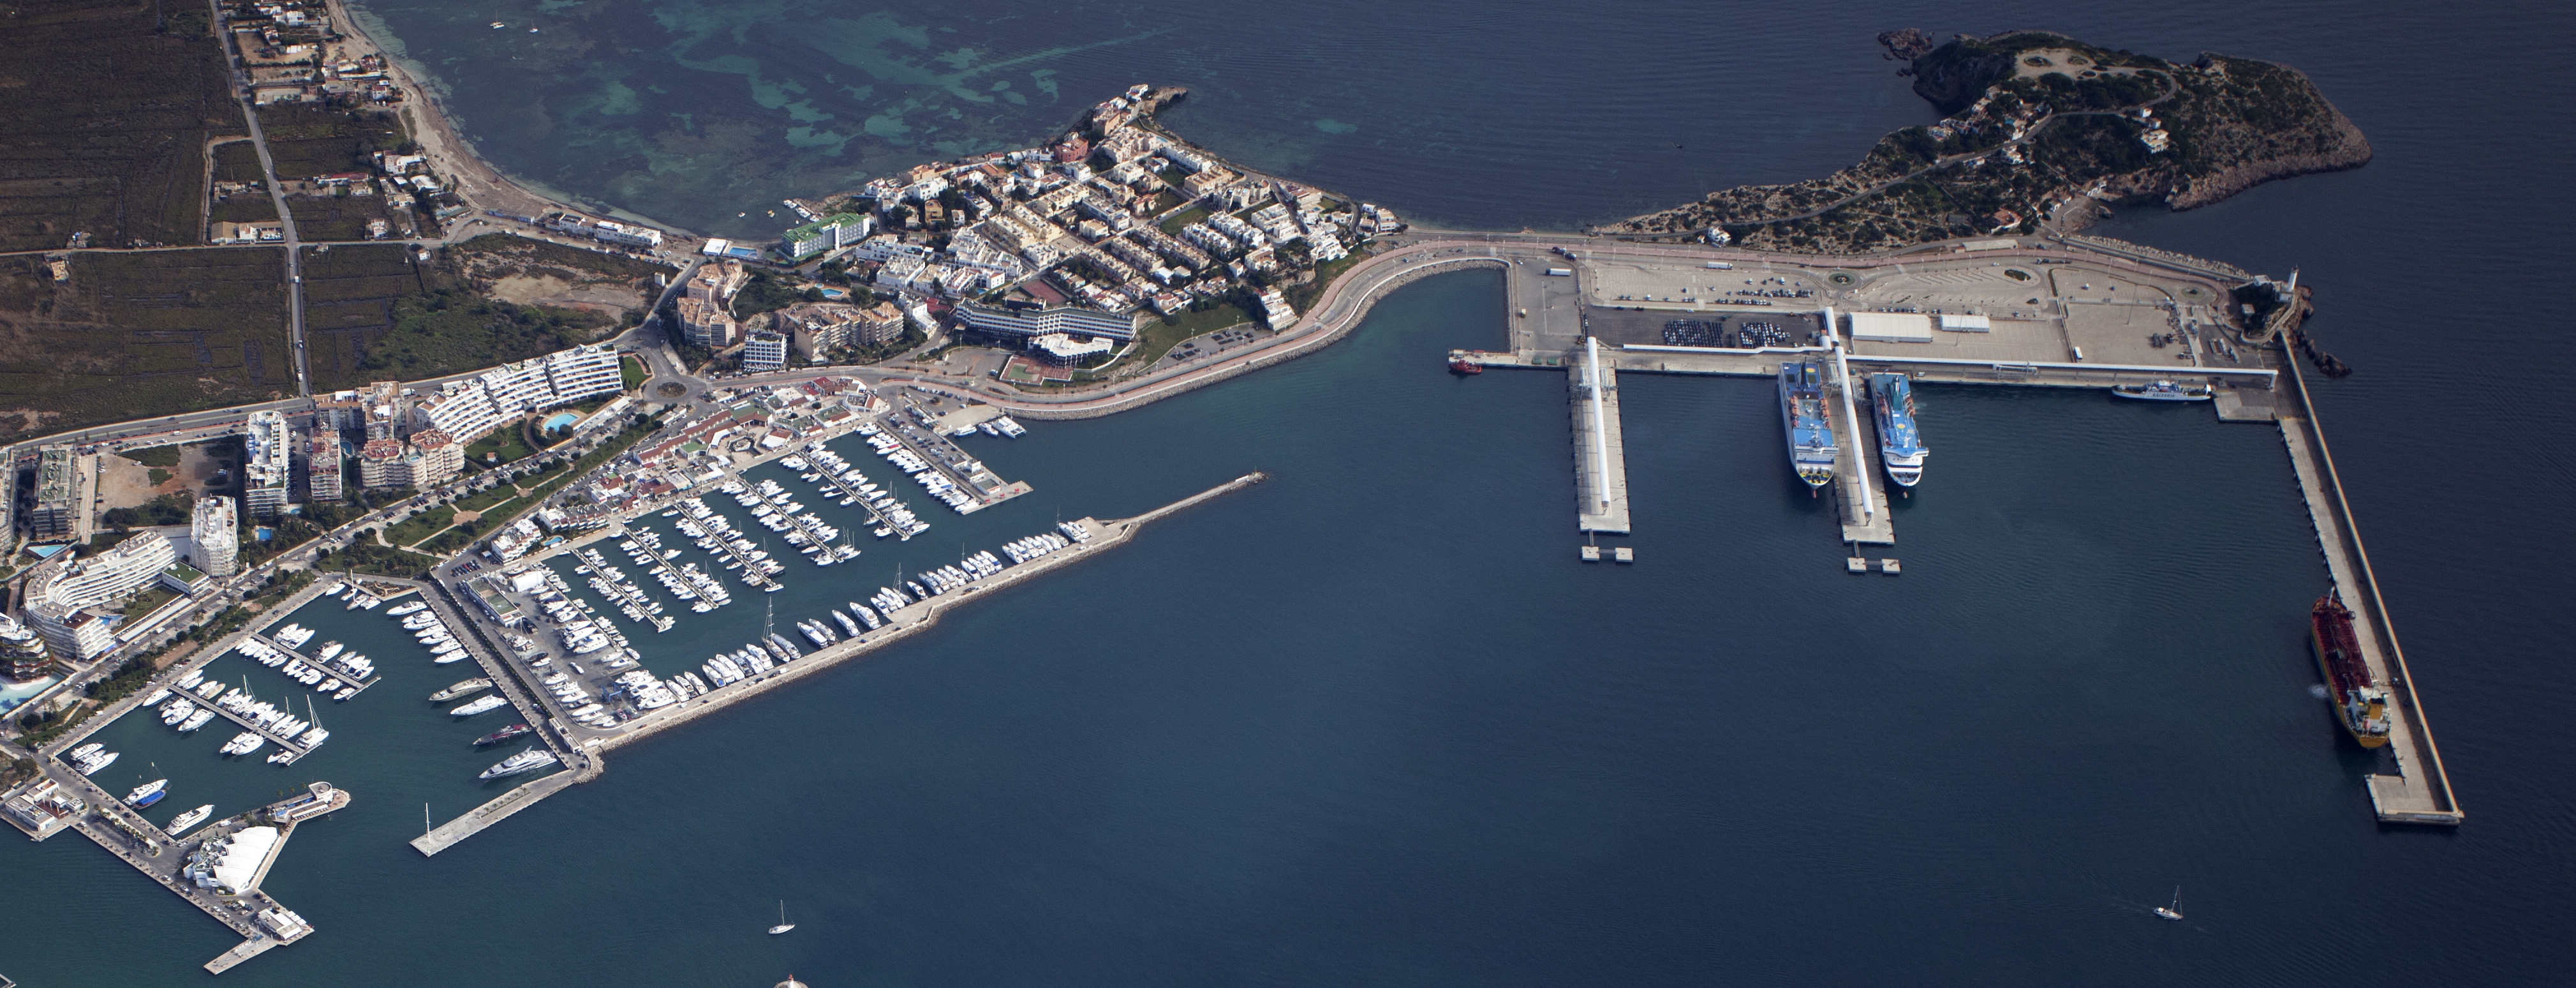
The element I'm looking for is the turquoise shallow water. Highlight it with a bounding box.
[10,0,2576,982]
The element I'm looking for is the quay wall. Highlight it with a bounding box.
[593,472,1266,753]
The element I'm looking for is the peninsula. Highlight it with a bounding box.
[1599,29,2372,253]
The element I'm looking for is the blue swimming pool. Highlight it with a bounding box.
[542,412,579,431]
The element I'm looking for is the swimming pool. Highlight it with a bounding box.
[542,412,579,431]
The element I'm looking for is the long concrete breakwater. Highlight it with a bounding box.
[406,471,1269,857]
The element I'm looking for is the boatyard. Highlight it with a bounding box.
[1434,237,2458,826]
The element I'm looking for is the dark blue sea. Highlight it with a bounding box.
[6,1,2572,984]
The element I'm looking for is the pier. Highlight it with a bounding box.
[408,472,1268,856]
[1567,338,1631,534]
[2278,362,2462,825]
[1448,239,2459,824]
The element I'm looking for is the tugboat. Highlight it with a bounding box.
[1447,352,1484,376]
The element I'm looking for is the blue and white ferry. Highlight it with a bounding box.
[1778,361,1837,490]
[1867,373,1928,488]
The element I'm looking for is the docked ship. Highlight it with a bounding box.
[2110,380,2213,401]
[166,804,214,837]
[1777,361,1838,490]
[1867,373,1928,488]
[2311,595,2393,747]
[125,779,168,808]
[430,678,493,702]
[480,747,559,780]
[1447,353,1484,376]
[473,723,534,747]
[448,695,508,718]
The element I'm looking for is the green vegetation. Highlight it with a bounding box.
[298,236,669,391]
[0,250,294,441]
[451,479,525,516]
[1605,30,2370,253]
[385,505,457,547]
[621,355,647,390]
[418,510,505,556]
[1158,206,1208,236]
[1285,249,1368,314]
[101,493,193,528]
[115,585,179,623]
[464,421,534,467]
[730,270,808,320]
[252,104,407,181]
[126,445,182,468]
[0,3,241,251]
[312,539,433,580]
[212,141,267,184]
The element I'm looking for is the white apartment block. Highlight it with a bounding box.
[192,497,239,578]
[412,344,625,445]
[741,331,789,372]
[242,410,292,518]
[22,530,177,661]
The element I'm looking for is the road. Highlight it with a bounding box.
[208,0,311,398]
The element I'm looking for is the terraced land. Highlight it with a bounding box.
[0,0,241,251]
[0,249,292,440]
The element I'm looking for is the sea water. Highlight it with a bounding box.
[4,0,2572,982]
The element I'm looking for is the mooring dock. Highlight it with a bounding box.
[1567,338,1632,534]
[2279,363,2462,825]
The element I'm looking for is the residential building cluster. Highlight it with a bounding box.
[729,84,1398,367]
[19,530,177,661]
[540,209,667,250]
[677,260,751,349]
[225,3,406,106]
[318,343,626,495]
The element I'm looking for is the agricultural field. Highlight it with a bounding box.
[251,104,408,180]
[0,249,292,441]
[0,1,241,251]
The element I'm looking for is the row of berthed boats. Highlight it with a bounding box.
[237,632,372,700]
[861,420,982,516]
[740,477,863,564]
[575,547,679,631]
[673,497,790,587]
[399,609,475,665]
[786,445,928,538]
[616,528,733,611]
[525,567,644,667]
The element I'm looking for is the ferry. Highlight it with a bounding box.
[2110,380,2214,401]
[1866,373,1928,489]
[448,695,508,717]
[126,779,168,807]
[473,723,535,747]
[480,747,559,780]
[1777,361,1838,490]
[166,804,214,837]
[2311,595,2393,747]
[430,678,492,701]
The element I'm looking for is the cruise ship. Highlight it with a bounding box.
[480,747,559,780]
[1866,373,1928,488]
[1777,361,1838,490]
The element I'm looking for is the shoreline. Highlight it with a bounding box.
[322,0,698,236]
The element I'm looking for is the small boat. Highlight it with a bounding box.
[769,901,796,935]
[1448,356,1483,376]
[167,804,214,837]
[126,779,168,807]
[2154,886,2184,921]
[431,678,493,701]
[2110,380,2214,402]
[449,695,508,717]
[434,650,473,665]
